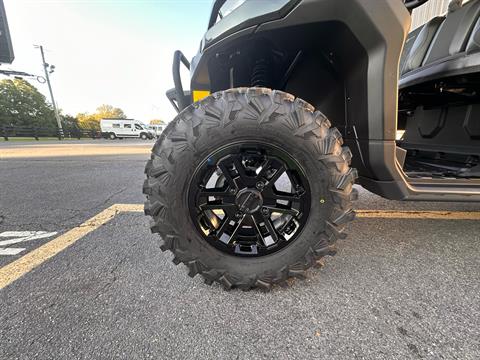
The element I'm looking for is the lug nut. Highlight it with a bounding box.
[235,212,243,218]
[261,208,269,216]
[230,188,237,194]
[256,181,265,190]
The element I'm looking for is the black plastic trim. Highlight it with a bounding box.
[404,0,430,11]
[0,0,14,64]
[399,51,480,89]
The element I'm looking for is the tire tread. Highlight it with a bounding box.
[144,88,357,290]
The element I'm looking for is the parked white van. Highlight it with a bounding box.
[100,119,154,140]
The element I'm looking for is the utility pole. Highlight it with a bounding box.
[35,45,63,136]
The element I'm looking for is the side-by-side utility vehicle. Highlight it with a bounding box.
[144,0,480,290]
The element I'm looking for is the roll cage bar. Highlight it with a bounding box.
[404,0,430,11]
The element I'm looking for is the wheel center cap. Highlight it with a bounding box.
[235,189,263,214]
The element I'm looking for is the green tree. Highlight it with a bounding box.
[77,104,127,129]
[0,78,56,127]
[95,104,127,119]
[61,114,79,129]
[76,112,97,130]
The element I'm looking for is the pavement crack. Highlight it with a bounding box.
[34,187,131,229]
[95,251,130,299]
[58,187,130,214]
[2,197,127,231]
[98,186,129,207]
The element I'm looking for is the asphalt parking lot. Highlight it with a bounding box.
[0,140,479,359]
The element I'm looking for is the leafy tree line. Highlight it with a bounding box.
[0,78,56,128]
[0,79,132,130]
[77,104,127,129]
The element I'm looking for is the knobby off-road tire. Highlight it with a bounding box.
[144,88,357,290]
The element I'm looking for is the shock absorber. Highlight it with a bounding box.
[251,49,272,88]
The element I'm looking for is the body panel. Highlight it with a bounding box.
[175,0,480,201]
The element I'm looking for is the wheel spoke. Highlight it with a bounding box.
[217,160,237,189]
[263,206,299,216]
[216,214,245,245]
[215,216,231,243]
[272,191,301,202]
[232,157,251,187]
[199,189,238,207]
[267,165,286,185]
[257,159,272,179]
[229,215,245,243]
[252,212,279,246]
[263,218,279,243]
[200,203,237,212]
[262,188,301,206]
[199,189,230,197]
[250,214,263,241]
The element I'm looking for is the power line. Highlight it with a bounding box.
[0,69,46,83]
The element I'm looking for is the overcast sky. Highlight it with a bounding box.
[2,0,212,123]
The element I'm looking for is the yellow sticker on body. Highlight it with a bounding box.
[192,90,210,102]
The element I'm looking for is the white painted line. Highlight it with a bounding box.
[0,231,58,248]
[0,205,124,289]
[0,231,58,256]
[0,248,26,256]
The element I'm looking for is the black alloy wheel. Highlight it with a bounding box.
[189,143,310,257]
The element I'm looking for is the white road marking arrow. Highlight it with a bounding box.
[0,231,58,256]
